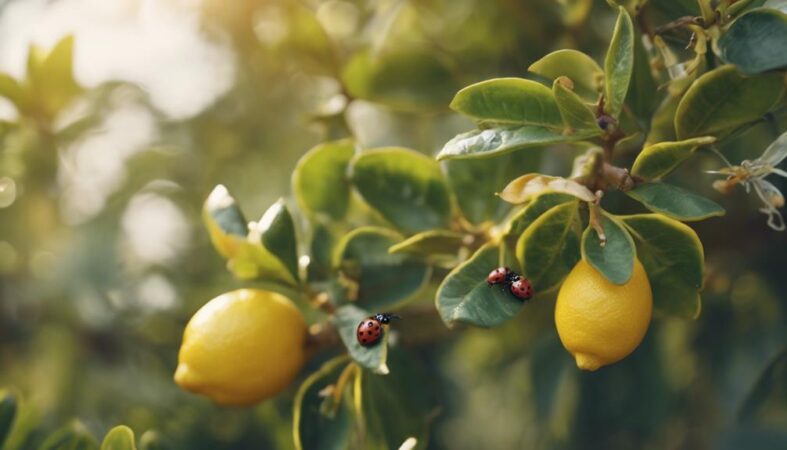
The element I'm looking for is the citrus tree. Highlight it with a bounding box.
[1,0,786,449]
[175,2,787,449]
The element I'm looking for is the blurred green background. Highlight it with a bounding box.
[1,0,786,449]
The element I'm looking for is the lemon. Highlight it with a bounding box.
[174,289,307,405]
[555,258,653,371]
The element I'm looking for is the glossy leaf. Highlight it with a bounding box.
[293,356,353,450]
[226,240,298,285]
[499,174,595,204]
[257,200,299,282]
[388,230,464,257]
[581,214,635,285]
[342,49,458,112]
[334,305,389,374]
[293,140,355,220]
[203,184,248,259]
[333,227,430,310]
[505,193,576,239]
[449,78,563,128]
[675,65,785,139]
[604,7,635,118]
[350,148,451,233]
[528,49,604,102]
[39,421,98,450]
[436,244,524,328]
[620,214,704,318]
[631,136,716,179]
[438,126,596,160]
[100,426,136,450]
[719,8,787,75]
[517,201,581,291]
[553,78,600,133]
[442,149,542,224]
[0,389,17,447]
[626,183,725,221]
[203,186,297,285]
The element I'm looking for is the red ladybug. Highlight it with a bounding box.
[510,277,534,300]
[356,313,399,347]
[487,267,514,286]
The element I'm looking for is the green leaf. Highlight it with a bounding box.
[0,388,18,447]
[388,230,464,257]
[553,78,601,133]
[646,94,680,145]
[307,224,336,283]
[516,201,582,291]
[675,65,785,139]
[631,136,716,179]
[333,227,430,311]
[100,426,136,450]
[528,49,604,102]
[438,126,596,160]
[257,200,300,283]
[626,28,659,122]
[505,193,576,240]
[1,392,40,450]
[29,35,82,117]
[449,78,563,128]
[350,148,451,233]
[293,140,355,220]
[342,49,458,112]
[357,351,437,450]
[38,421,98,450]
[203,186,296,285]
[435,244,525,328]
[719,8,787,75]
[604,7,635,118]
[293,356,353,450]
[619,214,704,318]
[626,183,725,221]
[499,174,596,204]
[442,149,542,224]
[581,214,635,285]
[0,73,25,110]
[334,305,389,374]
[203,184,248,259]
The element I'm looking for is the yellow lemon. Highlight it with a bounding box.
[174,289,307,406]
[555,258,653,371]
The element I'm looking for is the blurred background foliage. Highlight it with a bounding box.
[0,0,786,449]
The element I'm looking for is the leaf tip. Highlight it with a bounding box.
[375,362,390,375]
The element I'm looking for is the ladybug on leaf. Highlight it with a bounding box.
[356,313,399,347]
[487,266,534,300]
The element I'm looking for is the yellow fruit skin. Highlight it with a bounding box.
[174,289,306,406]
[555,259,653,371]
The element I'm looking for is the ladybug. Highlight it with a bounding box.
[510,277,534,300]
[487,267,515,287]
[356,313,399,347]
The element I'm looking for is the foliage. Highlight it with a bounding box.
[1,0,787,449]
